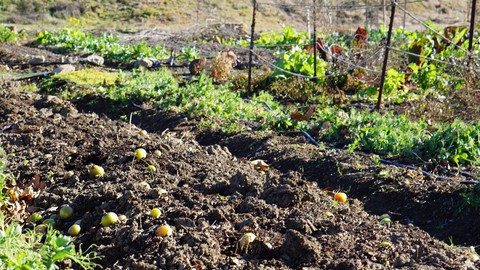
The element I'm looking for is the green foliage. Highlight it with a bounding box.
[317,108,429,158]
[256,25,310,48]
[52,69,119,86]
[0,213,102,269]
[34,28,169,64]
[460,186,480,208]
[0,25,25,42]
[110,69,178,102]
[424,120,480,165]
[383,69,405,96]
[0,149,9,207]
[176,46,200,62]
[273,46,328,79]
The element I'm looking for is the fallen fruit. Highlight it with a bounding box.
[59,205,74,219]
[156,224,173,236]
[380,241,392,247]
[89,165,105,177]
[135,148,147,159]
[43,218,56,227]
[140,130,148,136]
[118,214,127,222]
[380,217,391,224]
[334,192,347,203]
[146,165,156,172]
[150,208,161,218]
[35,224,47,234]
[68,224,81,236]
[379,214,391,220]
[101,212,119,227]
[29,213,43,223]
[154,150,162,157]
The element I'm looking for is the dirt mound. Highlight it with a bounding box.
[0,84,478,269]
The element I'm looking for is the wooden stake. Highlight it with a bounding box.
[468,0,477,53]
[313,0,317,80]
[375,0,396,111]
[247,0,257,93]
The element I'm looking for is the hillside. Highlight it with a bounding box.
[0,0,476,34]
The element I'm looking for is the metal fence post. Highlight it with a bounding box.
[375,0,396,111]
[468,0,477,54]
[313,0,317,80]
[247,0,257,93]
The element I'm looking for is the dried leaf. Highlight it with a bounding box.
[291,105,316,122]
[9,187,19,201]
[305,105,316,119]
[290,111,308,121]
[32,174,46,191]
[354,27,367,48]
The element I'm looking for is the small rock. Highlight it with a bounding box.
[134,58,153,68]
[53,64,76,74]
[60,106,79,118]
[28,55,45,64]
[66,56,79,64]
[84,54,104,66]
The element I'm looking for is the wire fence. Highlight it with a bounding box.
[241,0,479,109]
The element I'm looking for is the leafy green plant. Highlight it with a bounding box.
[0,25,26,42]
[34,28,170,64]
[273,46,328,79]
[176,46,200,62]
[0,212,102,269]
[424,120,480,165]
[256,25,310,48]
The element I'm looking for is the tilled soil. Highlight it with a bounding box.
[0,82,479,269]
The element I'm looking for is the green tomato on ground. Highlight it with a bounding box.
[68,224,81,236]
[101,212,119,227]
[135,148,147,159]
[59,205,74,219]
[89,165,105,177]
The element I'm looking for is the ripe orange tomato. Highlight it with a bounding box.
[334,192,347,203]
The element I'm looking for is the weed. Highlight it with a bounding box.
[460,186,480,208]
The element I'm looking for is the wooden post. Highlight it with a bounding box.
[313,0,317,80]
[468,0,477,53]
[375,0,396,111]
[247,0,257,93]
